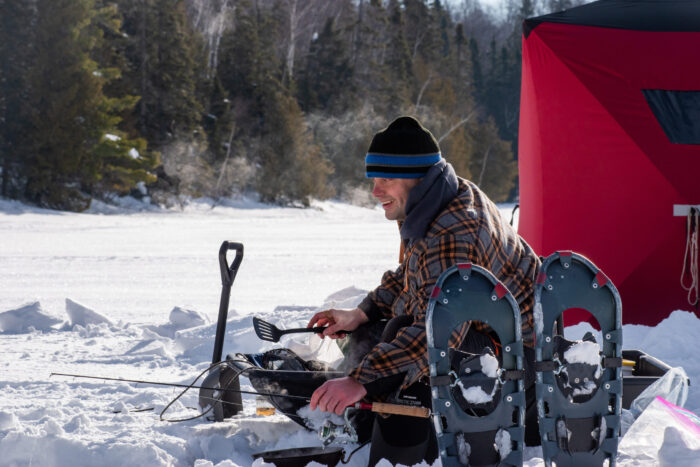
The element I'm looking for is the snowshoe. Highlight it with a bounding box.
[534,251,623,466]
[427,262,526,467]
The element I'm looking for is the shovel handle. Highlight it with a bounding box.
[356,402,430,418]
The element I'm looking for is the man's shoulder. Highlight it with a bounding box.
[425,179,481,235]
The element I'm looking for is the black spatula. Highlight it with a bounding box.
[252,316,350,343]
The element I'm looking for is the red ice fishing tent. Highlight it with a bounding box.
[519,0,700,326]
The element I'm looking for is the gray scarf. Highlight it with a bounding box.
[400,159,459,243]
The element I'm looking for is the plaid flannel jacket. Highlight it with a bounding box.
[351,178,540,390]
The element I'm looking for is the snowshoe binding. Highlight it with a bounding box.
[427,263,526,466]
[534,251,623,466]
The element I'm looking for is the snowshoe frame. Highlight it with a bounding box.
[534,251,623,466]
[427,262,526,467]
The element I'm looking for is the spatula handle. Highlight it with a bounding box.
[281,327,351,335]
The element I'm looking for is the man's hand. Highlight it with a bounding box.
[310,376,367,415]
[307,307,368,339]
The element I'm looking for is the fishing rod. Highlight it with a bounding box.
[50,372,311,401]
[49,371,431,419]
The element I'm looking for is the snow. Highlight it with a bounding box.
[457,379,496,404]
[563,340,600,366]
[1,196,699,467]
[480,352,499,379]
[0,301,62,333]
[494,428,512,460]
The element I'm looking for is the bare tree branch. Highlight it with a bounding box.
[414,71,433,111]
[477,143,492,186]
[438,112,476,143]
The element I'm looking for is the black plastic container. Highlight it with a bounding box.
[622,349,682,409]
[252,447,344,467]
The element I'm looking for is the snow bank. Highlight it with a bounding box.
[0,301,62,333]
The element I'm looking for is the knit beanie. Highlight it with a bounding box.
[365,116,442,178]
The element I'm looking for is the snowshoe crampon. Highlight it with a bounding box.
[427,263,526,466]
[534,251,623,466]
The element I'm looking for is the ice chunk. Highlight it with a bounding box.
[65,298,113,327]
[0,301,62,333]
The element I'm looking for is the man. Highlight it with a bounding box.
[307,116,540,464]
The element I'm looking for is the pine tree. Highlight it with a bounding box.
[0,0,35,199]
[469,36,484,106]
[118,0,204,145]
[22,0,156,210]
[350,0,390,110]
[257,92,332,206]
[468,118,517,202]
[89,1,158,195]
[298,17,353,112]
[384,0,414,114]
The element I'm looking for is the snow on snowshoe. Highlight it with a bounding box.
[534,251,623,467]
[427,263,526,467]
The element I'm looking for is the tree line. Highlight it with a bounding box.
[0,0,578,211]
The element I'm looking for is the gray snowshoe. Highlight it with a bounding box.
[427,263,526,467]
[534,251,623,466]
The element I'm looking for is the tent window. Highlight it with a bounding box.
[642,90,700,145]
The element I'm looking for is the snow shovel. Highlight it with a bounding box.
[253,317,351,343]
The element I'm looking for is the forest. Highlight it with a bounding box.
[0,0,580,211]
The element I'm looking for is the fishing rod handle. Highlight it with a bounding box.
[356,402,430,418]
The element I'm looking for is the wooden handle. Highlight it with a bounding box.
[369,402,430,418]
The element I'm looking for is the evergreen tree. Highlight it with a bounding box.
[257,92,332,206]
[384,0,414,114]
[298,17,353,112]
[468,117,516,202]
[22,0,156,210]
[0,0,34,199]
[469,36,484,105]
[404,0,437,63]
[118,0,204,145]
[350,0,390,110]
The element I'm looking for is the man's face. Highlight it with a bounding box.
[372,177,421,221]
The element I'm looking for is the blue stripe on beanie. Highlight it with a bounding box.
[364,116,442,179]
[365,153,442,166]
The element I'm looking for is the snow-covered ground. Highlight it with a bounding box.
[1,196,699,466]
